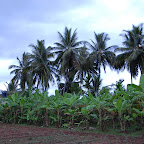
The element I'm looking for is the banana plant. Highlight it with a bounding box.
[52,100,64,128]
[6,92,21,123]
[112,97,130,132]
[40,93,54,127]
[24,90,46,125]
[140,74,144,91]
[127,84,144,124]
[80,104,94,129]
[51,90,64,127]
[62,93,80,127]
[18,96,28,123]
[80,93,92,107]
[91,91,110,130]
[0,100,9,123]
[64,108,79,127]
[132,107,144,125]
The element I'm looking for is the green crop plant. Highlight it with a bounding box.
[51,90,64,127]
[63,93,80,127]
[80,104,94,129]
[91,90,111,130]
[0,82,143,132]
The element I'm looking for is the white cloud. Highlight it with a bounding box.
[101,67,140,88]
[71,8,95,21]
[102,0,129,12]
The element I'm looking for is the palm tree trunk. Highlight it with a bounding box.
[63,70,68,95]
[140,59,144,75]
[63,81,67,96]
[99,67,101,75]
[63,69,74,95]
[131,74,133,84]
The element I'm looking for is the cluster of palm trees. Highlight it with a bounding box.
[9,23,144,94]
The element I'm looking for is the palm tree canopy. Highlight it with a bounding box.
[29,40,58,91]
[54,27,82,72]
[114,23,144,82]
[75,46,97,82]
[87,32,116,74]
[9,52,30,91]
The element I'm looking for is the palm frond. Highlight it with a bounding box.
[114,47,133,53]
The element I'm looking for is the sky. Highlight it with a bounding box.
[0,0,144,94]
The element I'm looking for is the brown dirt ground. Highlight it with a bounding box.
[0,123,144,144]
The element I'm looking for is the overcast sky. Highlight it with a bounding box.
[0,0,144,94]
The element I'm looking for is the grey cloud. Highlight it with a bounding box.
[0,0,143,59]
[0,0,93,21]
[0,0,96,59]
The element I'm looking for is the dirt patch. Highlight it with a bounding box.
[0,123,144,144]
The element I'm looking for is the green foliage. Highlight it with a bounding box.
[83,74,102,95]
[0,82,144,132]
[87,32,116,74]
[140,74,144,90]
[114,23,144,82]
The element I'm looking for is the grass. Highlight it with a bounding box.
[4,122,144,138]
[66,126,144,137]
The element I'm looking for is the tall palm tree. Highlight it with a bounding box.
[87,32,116,75]
[29,40,58,91]
[75,43,98,83]
[54,27,82,93]
[9,52,30,91]
[114,23,144,83]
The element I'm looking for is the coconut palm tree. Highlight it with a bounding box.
[114,52,139,83]
[74,42,98,87]
[114,23,144,83]
[83,74,102,95]
[87,32,116,75]
[54,27,82,93]
[29,40,58,91]
[9,52,30,91]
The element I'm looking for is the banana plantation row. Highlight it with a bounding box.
[7,23,144,94]
[0,81,144,132]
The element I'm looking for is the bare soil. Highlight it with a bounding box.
[0,123,144,144]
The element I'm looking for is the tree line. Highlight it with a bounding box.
[8,23,144,95]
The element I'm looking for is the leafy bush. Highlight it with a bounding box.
[0,85,144,132]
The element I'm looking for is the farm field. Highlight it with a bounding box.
[0,123,144,144]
